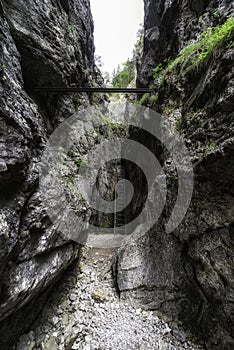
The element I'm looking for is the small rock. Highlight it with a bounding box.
[80,266,91,274]
[52,316,59,324]
[71,276,77,284]
[136,308,141,315]
[78,261,85,269]
[63,313,69,326]
[74,310,84,320]
[162,325,171,335]
[83,344,91,350]
[0,160,7,172]
[61,300,69,311]
[172,329,187,343]
[91,289,109,302]
[69,293,77,302]
[85,335,92,342]
[142,310,149,318]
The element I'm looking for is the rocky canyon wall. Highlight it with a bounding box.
[0,0,97,347]
[116,1,234,349]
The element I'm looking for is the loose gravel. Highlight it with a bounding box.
[15,246,205,350]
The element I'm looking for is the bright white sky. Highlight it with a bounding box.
[90,0,144,75]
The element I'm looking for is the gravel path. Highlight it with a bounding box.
[15,246,205,350]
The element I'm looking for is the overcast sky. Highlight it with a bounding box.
[90,0,144,75]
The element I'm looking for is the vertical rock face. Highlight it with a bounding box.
[138,0,233,86]
[0,0,97,347]
[117,1,234,349]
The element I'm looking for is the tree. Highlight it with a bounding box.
[112,68,116,80]
[111,24,144,88]
[116,64,121,75]
[103,71,111,85]
[112,60,135,88]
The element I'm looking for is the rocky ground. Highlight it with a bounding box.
[13,244,205,350]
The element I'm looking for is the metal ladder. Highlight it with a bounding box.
[114,163,126,235]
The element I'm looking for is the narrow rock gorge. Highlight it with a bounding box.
[0,0,233,349]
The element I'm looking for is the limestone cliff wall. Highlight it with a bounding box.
[0,0,97,347]
[116,1,234,349]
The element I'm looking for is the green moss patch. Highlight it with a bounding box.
[153,17,234,80]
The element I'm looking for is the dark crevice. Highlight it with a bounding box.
[112,254,121,299]
[59,0,69,14]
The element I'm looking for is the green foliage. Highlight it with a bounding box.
[139,93,150,105]
[110,24,143,101]
[175,117,185,132]
[74,158,88,167]
[153,63,163,79]
[72,97,81,111]
[197,18,234,61]
[138,93,158,106]
[205,141,217,155]
[170,175,179,181]
[92,92,100,104]
[226,40,234,49]
[112,59,135,88]
[149,94,159,104]
[100,115,127,134]
[163,105,175,114]
[100,115,112,125]
[64,151,88,168]
[68,24,75,34]
[153,17,234,80]
[153,58,172,79]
